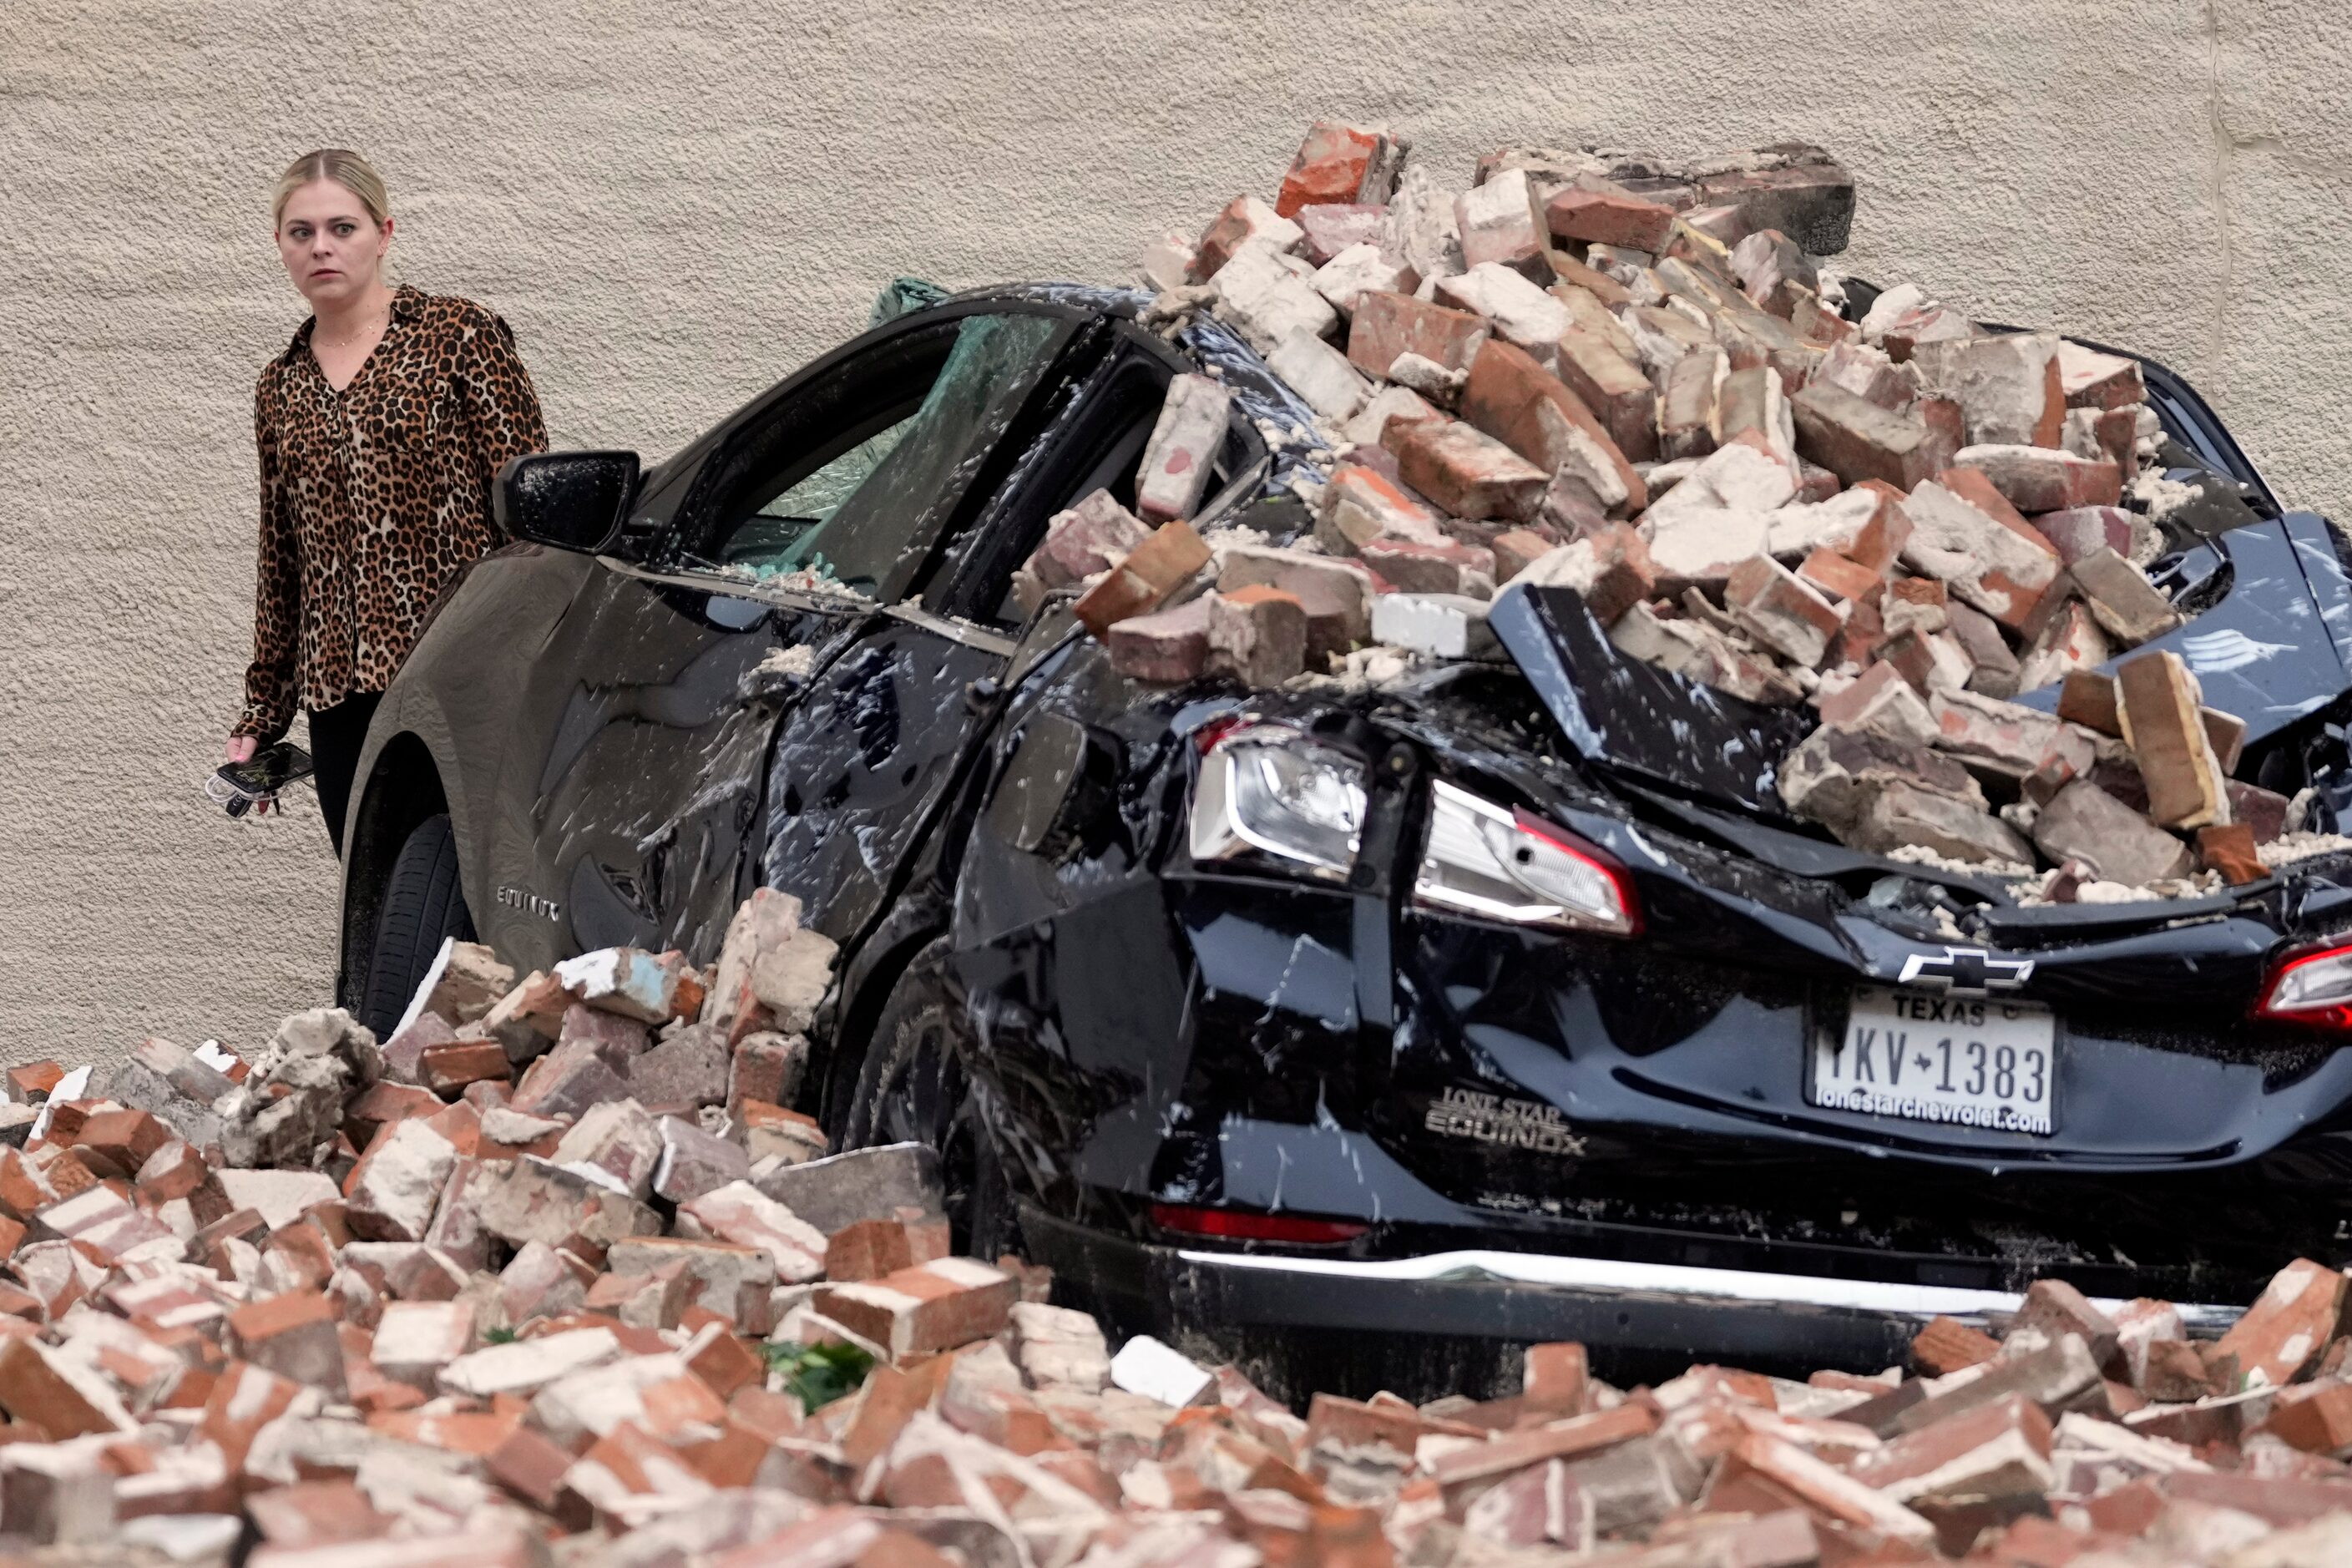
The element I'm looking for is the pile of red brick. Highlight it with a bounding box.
[1019,120,2296,897]
[3,898,2352,1560]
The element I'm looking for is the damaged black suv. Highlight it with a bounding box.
[336,281,2352,1395]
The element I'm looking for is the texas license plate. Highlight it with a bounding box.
[1809,987,2057,1136]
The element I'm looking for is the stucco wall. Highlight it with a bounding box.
[3,1,2349,1069]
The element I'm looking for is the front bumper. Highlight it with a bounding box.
[1021,1203,2242,1393]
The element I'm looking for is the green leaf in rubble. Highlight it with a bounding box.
[762,1338,876,1414]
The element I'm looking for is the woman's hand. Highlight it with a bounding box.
[224,734,274,815]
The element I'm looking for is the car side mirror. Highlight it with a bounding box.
[495,451,641,557]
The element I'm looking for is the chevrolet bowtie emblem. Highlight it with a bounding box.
[1897,946,2035,995]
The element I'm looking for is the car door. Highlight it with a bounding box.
[478,301,1096,974]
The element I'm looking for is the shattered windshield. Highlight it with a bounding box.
[718,312,1074,602]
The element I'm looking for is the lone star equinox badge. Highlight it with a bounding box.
[1896,945,2035,995]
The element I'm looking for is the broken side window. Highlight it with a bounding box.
[712,312,1076,602]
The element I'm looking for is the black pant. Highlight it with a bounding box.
[306,691,382,857]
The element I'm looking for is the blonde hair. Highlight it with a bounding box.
[272,149,391,227]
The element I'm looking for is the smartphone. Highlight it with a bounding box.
[207,743,315,817]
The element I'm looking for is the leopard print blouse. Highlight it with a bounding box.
[235,284,548,741]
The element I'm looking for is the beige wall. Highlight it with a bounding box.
[3,0,2349,1068]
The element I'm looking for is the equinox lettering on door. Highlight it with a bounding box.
[497,885,562,922]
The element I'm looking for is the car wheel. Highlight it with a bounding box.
[841,938,1015,1259]
[359,812,476,1038]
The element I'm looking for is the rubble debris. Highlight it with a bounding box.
[48,700,2352,1560]
[24,973,2339,1568]
[1124,123,2299,902]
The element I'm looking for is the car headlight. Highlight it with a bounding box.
[1414,780,1639,936]
[1190,724,1367,879]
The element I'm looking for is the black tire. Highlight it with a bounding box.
[360,813,476,1037]
[835,938,1015,1259]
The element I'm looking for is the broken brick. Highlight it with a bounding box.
[1900,477,2061,629]
[1105,594,1211,684]
[1386,417,1546,522]
[2200,822,2269,884]
[1550,325,1658,463]
[1073,521,1212,639]
[1515,526,1657,626]
[2215,1259,2346,1388]
[1275,121,1399,217]
[344,1120,458,1245]
[1189,195,1301,282]
[1314,462,1444,554]
[553,947,692,1026]
[1914,1316,2000,1377]
[1490,528,1557,584]
[2034,781,2194,888]
[1795,548,1882,606]
[1296,203,1388,266]
[3,1065,62,1106]
[417,1039,511,1095]
[1729,228,1818,316]
[1356,537,1495,598]
[227,1291,346,1398]
[1025,489,1151,593]
[1658,346,1724,462]
[1724,554,1841,667]
[1847,1394,2053,1505]
[1952,443,2122,513]
[2116,650,2231,831]
[1459,338,1643,518]
[1912,332,2066,448]
[1454,167,1547,276]
[2069,547,2183,647]
[1135,374,1234,524]
[2260,1383,2352,1458]
[1211,239,1338,353]
[1545,186,1677,252]
[1790,381,1950,491]
[2059,341,2147,410]
[1266,326,1372,421]
[1346,291,1489,380]
[813,1257,1019,1363]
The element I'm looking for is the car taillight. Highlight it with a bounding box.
[1149,1203,1368,1244]
[2256,943,2352,1031]
[1413,780,1641,937]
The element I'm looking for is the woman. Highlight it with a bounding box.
[225,149,547,854]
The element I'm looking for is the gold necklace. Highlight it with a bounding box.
[317,306,390,351]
